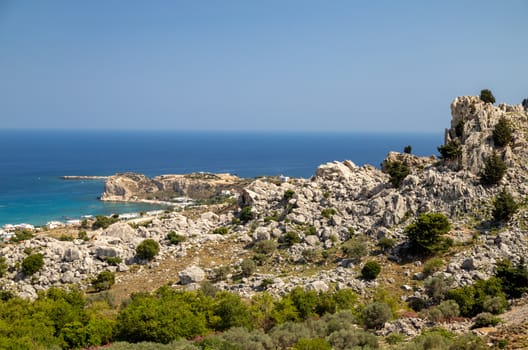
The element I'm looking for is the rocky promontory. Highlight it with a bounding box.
[101,172,247,202]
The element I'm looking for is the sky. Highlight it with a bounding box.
[0,1,526,132]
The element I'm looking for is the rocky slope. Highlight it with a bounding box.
[1,94,528,346]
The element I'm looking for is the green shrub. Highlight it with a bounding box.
[327,328,379,349]
[239,206,254,223]
[342,238,368,261]
[321,208,336,219]
[283,189,295,202]
[212,226,229,235]
[104,256,122,266]
[425,275,452,303]
[92,215,118,230]
[59,234,74,241]
[471,312,501,329]
[78,230,89,241]
[493,188,518,222]
[447,277,507,317]
[92,271,115,291]
[212,265,231,282]
[493,116,513,147]
[240,258,256,277]
[405,212,451,254]
[301,248,321,263]
[22,253,44,275]
[404,145,412,154]
[378,237,396,252]
[385,161,411,188]
[293,337,332,350]
[270,322,312,349]
[481,152,507,185]
[220,327,273,350]
[253,240,277,255]
[305,225,317,235]
[425,300,459,322]
[438,141,462,161]
[362,302,392,329]
[423,257,443,277]
[136,239,160,261]
[495,259,528,298]
[166,231,186,245]
[361,261,381,280]
[0,256,7,277]
[480,89,496,104]
[11,229,34,242]
[283,232,301,246]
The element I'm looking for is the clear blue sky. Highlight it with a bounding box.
[0,1,526,131]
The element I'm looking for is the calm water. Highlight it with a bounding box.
[0,130,442,226]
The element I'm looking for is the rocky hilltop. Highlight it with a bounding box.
[2,94,528,348]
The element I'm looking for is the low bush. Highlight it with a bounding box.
[471,312,501,329]
[104,257,122,266]
[212,226,229,235]
[362,302,392,329]
[136,239,160,261]
[378,237,396,252]
[422,257,443,277]
[293,337,332,350]
[0,256,7,277]
[321,208,336,219]
[92,271,115,291]
[327,328,379,349]
[283,232,301,246]
[240,258,256,277]
[22,253,44,276]
[283,189,295,202]
[239,206,254,223]
[361,261,381,280]
[11,229,34,242]
[424,300,459,322]
[495,259,528,298]
[166,231,186,245]
[92,215,118,230]
[342,238,368,261]
[253,240,277,255]
[425,275,452,303]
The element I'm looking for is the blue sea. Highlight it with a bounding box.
[0,130,442,226]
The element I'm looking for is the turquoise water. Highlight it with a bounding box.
[0,130,442,226]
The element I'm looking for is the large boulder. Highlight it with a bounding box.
[179,266,205,285]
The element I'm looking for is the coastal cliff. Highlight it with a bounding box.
[2,94,528,348]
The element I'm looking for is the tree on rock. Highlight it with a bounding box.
[136,239,160,261]
[480,152,507,185]
[492,116,513,147]
[438,141,462,161]
[480,89,495,104]
[405,213,452,255]
[22,253,44,276]
[384,161,410,188]
[493,188,518,222]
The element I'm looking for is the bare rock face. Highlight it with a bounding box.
[101,172,243,201]
[179,266,205,285]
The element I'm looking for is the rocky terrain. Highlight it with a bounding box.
[2,94,528,347]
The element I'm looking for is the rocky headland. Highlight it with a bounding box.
[2,94,528,348]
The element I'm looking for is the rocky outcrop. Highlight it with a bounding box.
[101,172,244,201]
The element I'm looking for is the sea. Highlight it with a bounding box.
[0,130,442,227]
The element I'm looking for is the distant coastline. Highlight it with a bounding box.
[61,175,109,180]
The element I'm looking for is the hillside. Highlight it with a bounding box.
[1,93,528,349]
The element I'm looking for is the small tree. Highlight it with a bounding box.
[22,253,44,276]
[481,152,507,185]
[405,212,451,254]
[384,161,410,188]
[92,270,115,291]
[493,117,513,147]
[136,239,160,261]
[239,206,254,223]
[361,261,381,280]
[480,89,495,104]
[438,141,462,161]
[362,302,392,329]
[404,145,412,154]
[283,189,295,202]
[493,188,518,222]
[455,120,465,137]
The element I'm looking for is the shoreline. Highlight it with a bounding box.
[61,175,109,180]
